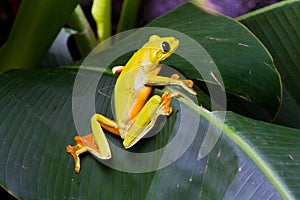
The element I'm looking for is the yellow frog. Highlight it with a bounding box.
[67,35,197,173]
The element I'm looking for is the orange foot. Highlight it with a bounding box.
[161,91,178,115]
[66,134,96,173]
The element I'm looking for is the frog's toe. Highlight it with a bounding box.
[66,136,88,173]
[183,80,194,88]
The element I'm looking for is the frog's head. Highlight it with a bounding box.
[143,35,179,62]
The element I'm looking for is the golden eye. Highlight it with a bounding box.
[161,41,170,53]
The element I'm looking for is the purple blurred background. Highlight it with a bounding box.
[0,0,281,46]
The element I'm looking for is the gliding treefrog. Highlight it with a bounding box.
[67,35,197,173]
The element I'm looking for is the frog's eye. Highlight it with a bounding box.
[161,41,170,53]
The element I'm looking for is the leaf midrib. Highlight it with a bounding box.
[178,97,294,200]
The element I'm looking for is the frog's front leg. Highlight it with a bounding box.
[112,66,124,76]
[123,91,175,148]
[145,73,197,96]
[66,114,119,173]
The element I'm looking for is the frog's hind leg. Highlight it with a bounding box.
[123,91,175,149]
[66,114,120,173]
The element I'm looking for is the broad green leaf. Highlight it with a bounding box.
[147,3,281,121]
[237,0,300,127]
[0,68,299,199]
[0,0,80,71]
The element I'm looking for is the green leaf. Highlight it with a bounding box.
[275,86,300,129]
[41,28,74,68]
[147,3,281,121]
[0,0,79,71]
[0,68,299,199]
[237,0,300,127]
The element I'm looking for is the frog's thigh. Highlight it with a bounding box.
[92,114,120,136]
[83,113,119,161]
[66,113,118,173]
[123,93,173,148]
[89,113,121,161]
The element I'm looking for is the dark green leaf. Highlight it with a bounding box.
[0,67,298,199]
[41,28,73,67]
[147,2,281,120]
[237,0,300,127]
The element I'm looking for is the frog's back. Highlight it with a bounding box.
[113,35,179,134]
[113,51,150,132]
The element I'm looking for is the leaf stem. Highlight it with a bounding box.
[117,0,142,33]
[0,0,79,72]
[68,5,98,57]
[92,0,111,42]
[180,97,294,200]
